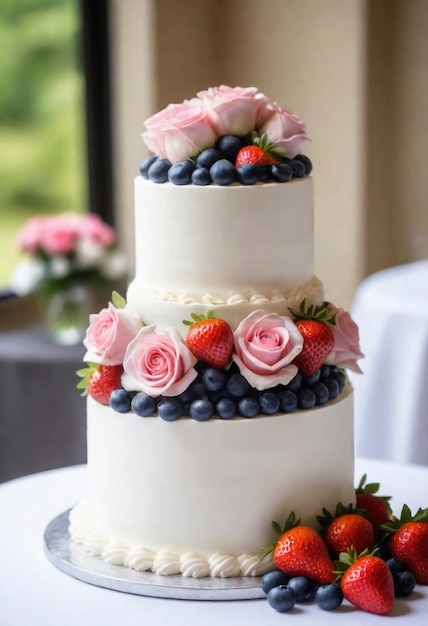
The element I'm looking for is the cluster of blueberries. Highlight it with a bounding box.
[139,135,312,186]
[263,557,416,613]
[108,362,346,421]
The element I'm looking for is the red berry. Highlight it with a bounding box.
[324,513,375,558]
[87,364,123,405]
[186,317,233,369]
[235,145,276,167]
[341,555,394,615]
[389,521,428,584]
[293,319,334,376]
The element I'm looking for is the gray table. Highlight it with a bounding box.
[0,325,87,482]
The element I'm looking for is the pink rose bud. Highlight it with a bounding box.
[325,303,364,373]
[259,102,308,158]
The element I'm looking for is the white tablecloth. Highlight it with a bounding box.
[350,261,428,465]
[1,460,427,626]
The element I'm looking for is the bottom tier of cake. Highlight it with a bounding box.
[69,389,354,578]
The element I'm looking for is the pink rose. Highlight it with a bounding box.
[84,303,141,366]
[325,303,364,373]
[78,214,116,248]
[17,216,47,253]
[198,85,261,137]
[123,325,198,397]
[232,311,303,390]
[142,99,217,163]
[259,102,308,158]
[39,214,79,255]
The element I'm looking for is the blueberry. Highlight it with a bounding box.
[216,135,243,162]
[216,398,237,419]
[286,373,302,392]
[187,380,206,400]
[157,397,183,421]
[320,364,331,379]
[278,390,298,413]
[259,392,280,415]
[207,388,230,404]
[297,388,316,409]
[236,164,259,185]
[294,154,313,175]
[315,583,344,610]
[238,396,259,418]
[189,398,213,421]
[202,368,226,392]
[261,570,290,595]
[227,373,251,398]
[139,155,158,178]
[267,585,296,612]
[288,576,317,602]
[168,159,195,185]
[192,167,211,186]
[148,157,172,183]
[210,159,237,185]
[271,163,293,182]
[325,378,340,400]
[302,369,321,386]
[109,389,132,413]
[131,392,157,417]
[394,571,416,597]
[386,558,407,576]
[256,164,272,182]
[312,382,330,405]
[331,370,346,392]
[283,157,306,178]
[196,148,222,169]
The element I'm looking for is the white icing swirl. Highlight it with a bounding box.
[153,550,181,576]
[180,553,211,578]
[124,547,155,572]
[238,553,273,576]
[102,540,130,565]
[208,552,241,578]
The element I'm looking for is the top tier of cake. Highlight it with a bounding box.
[126,176,323,331]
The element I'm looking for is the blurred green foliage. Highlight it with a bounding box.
[0,0,85,284]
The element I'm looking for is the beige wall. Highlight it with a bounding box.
[110,0,427,309]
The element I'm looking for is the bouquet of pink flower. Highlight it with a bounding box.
[10,212,127,298]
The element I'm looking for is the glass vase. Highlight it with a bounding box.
[44,285,90,346]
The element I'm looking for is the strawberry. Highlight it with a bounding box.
[317,503,375,558]
[355,474,392,538]
[183,311,233,369]
[235,132,283,167]
[76,362,123,405]
[338,548,394,615]
[265,512,335,584]
[381,504,428,584]
[289,299,336,376]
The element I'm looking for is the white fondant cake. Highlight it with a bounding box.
[72,86,363,579]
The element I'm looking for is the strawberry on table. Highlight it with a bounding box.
[355,474,392,538]
[183,311,234,369]
[317,503,375,558]
[381,504,428,584]
[76,362,124,405]
[265,512,335,585]
[289,299,336,376]
[337,547,395,615]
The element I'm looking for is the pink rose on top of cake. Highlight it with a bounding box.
[197,85,265,137]
[259,101,308,158]
[142,99,217,164]
[232,311,303,390]
[84,303,141,366]
[324,303,364,373]
[123,325,198,397]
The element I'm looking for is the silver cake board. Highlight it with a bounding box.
[43,510,265,601]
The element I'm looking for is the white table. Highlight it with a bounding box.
[350,261,428,465]
[1,459,427,626]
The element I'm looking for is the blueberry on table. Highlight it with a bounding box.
[287,576,317,602]
[148,157,172,183]
[131,392,157,417]
[210,159,237,185]
[109,389,132,413]
[386,557,407,576]
[267,585,296,612]
[168,159,195,185]
[394,571,416,597]
[261,570,290,595]
[315,583,344,610]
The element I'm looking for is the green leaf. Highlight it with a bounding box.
[112,291,126,309]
